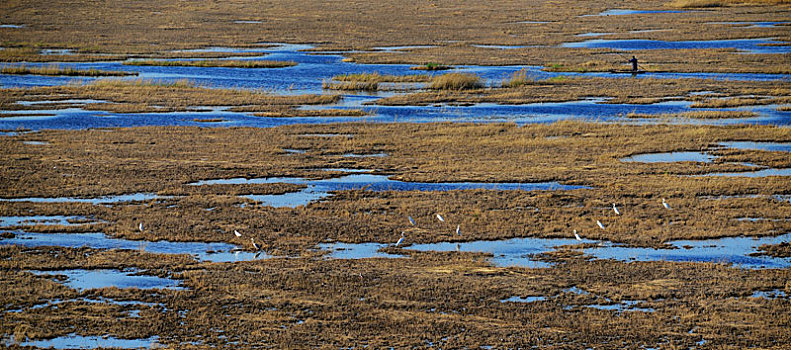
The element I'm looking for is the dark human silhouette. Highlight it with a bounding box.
[628,56,638,71]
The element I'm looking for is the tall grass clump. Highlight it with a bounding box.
[429,73,482,90]
[322,79,379,91]
[86,78,196,89]
[1,64,135,76]
[332,72,430,83]
[501,68,537,88]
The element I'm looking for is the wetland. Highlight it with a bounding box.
[1,0,790,348]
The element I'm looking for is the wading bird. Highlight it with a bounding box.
[574,229,582,241]
[138,222,144,232]
[436,214,445,223]
[251,238,260,251]
[408,216,416,226]
[662,198,672,210]
[456,225,461,236]
[395,232,405,247]
[234,230,242,237]
[612,203,620,215]
[596,220,605,230]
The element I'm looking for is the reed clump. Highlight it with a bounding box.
[1,64,136,76]
[410,63,453,71]
[322,80,379,91]
[332,72,430,83]
[501,68,537,88]
[428,73,483,90]
[627,111,759,119]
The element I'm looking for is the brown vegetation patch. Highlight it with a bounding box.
[1,245,789,347]
[123,59,297,68]
[2,122,790,250]
[751,242,791,257]
[3,0,788,74]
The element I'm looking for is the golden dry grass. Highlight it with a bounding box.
[667,0,791,7]
[123,59,297,68]
[429,72,483,90]
[1,245,790,348]
[0,79,340,114]
[627,110,760,119]
[2,122,790,250]
[2,0,788,73]
[1,64,136,76]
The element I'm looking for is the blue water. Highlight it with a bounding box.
[20,335,159,349]
[192,172,588,208]
[2,43,790,132]
[561,38,791,54]
[719,141,791,152]
[1,231,266,263]
[28,269,182,291]
[582,9,689,17]
[324,232,791,269]
[0,215,94,227]
[0,193,162,204]
[621,151,716,163]
[695,168,791,177]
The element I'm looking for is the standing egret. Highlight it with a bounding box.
[662,198,672,210]
[234,230,242,237]
[596,220,605,230]
[612,203,620,216]
[574,229,582,242]
[138,222,144,232]
[455,225,461,236]
[408,216,416,226]
[395,232,405,247]
[436,214,445,223]
[251,238,260,251]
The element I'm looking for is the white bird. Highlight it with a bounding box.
[596,220,605,230]
[408,216,416,226]
[574,229,582,241]
[251,238,260,251]
[395,233,405,247]
[612,203,620,215]
[138,222,144,232]
[234,230,242,237]
[662,198,672,210]
[436,214,445,223]
[455,224,461,236]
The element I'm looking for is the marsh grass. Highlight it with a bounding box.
[691,96,791,108]
[410,63,453,71]
[501,68,538,88]
[322,80,379,91]
[627,111,759,119]
[667,0,791,7]
[429,73,483,90]
[1,79,339,113]
[332,72,430,83]
[123,59,297,68]
[1,64,136,77]
[2,244,790,347]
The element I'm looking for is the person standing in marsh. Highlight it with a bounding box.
[628,56,638,71]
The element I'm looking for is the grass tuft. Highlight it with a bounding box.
[428,73,483,90]
[1,64,136,76]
